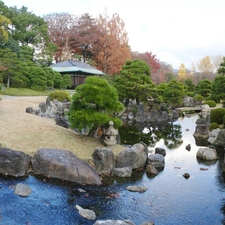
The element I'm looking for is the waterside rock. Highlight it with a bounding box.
[0,148,31,177]
[112,167,132,177]
[92,148,114,174]
[75,205,96,220]
[116,143,147,169]
[32,148,101,185]
[196,147,217,160]
[126,185,148,192]
[14,183,32,197]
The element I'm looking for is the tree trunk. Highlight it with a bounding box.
[88,125,98,137]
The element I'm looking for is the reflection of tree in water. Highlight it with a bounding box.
[155,124,183,149]
[119,122,183,149]
[119,124,157,146]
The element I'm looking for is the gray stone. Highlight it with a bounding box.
[146,165,158,176]
[55,117,69,128]
[140,222,155,225]
[126,185,148,192]
[196,147,217,160]
[14,183,32,197]
[147,153,165,169]
[112,167,132,177]
[214,129,225,147]
[75,205,96,220]
[46,96,51,109]
[155,147,166,156]
[94,220,135,225]
[93,148,114,174]
[193,124,209,139]
[0,148,31,177]
[32,148,101,185]
[39,102,46,113]
[116,143,147,169]
[25,107,33,114]
[208,128,220,145]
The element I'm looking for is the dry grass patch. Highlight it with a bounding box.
[0,96,126,162]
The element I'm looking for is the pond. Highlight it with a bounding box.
[1,114,225,225]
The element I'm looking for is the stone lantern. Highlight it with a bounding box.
[104,121,118,147]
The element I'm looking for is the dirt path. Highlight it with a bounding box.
[0,95,125,161]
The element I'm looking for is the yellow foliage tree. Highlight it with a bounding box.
[177,63,187,81]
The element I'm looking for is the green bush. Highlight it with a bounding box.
[193,94,204,101]
[209,122,219,131]
[210,108,225,124]
[49,90,72,102]
[203,100,216,108]
[187,92,195,97]
[205,95,212,101]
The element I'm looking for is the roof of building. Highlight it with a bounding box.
[50,60,104,75]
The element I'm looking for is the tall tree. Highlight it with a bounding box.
[93,12,131,74]
[162,79,185,108]
[114,60,155,105]
[177,63,187,81]
[195,79,212,97]
[131,51,161,80]
[44,13,75,62]
[71,13,98,63]
[0,14,11,42]
[218,57,225,75]
[197,56,214,80]
[211,75,225,102]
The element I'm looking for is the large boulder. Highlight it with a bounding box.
[214,129,225,147]
[92,148,114,174]
[147,153,165,169]
[112,167,132,177]
[208,128,221,145]
[116,143,147,169]
[196,147,217,160]
[32,148,101,185]
[0,148,31,177]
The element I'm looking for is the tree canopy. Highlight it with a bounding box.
[68,76,124,136]
[114,59,155,105]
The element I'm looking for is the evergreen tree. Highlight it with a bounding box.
[68,76,124,136]
[114,60,155,106]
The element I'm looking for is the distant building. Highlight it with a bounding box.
[50,60,104,88]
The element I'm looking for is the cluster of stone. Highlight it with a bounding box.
[92,144,166,178]
[26,96,71,120]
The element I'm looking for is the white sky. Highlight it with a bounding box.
[4,0,225,69]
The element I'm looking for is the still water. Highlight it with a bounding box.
[1,115,225,225]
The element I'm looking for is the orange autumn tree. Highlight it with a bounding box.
[93,12,131,74]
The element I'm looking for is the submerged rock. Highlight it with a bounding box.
[14,183,32,197]
[94,220,135,225]
[126,185,148,192]
[75,205,96,220]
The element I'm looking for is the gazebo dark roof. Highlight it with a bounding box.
[50,60,104,75]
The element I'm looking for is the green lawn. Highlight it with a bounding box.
[1,88,61,96]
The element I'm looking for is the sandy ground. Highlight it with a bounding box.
[0,95,125,162]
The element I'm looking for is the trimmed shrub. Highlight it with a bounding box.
[193,94,204,101]
[210,108,225,124]
[187,92,195,97]
[209,122,219,131]
[203,100,216,108]
[49,90,72,102]
[205,95,212,101]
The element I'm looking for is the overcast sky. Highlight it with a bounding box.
[4,0,225,69]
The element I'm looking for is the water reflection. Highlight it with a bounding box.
[119,121,183,149]
[1,115,225,224]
